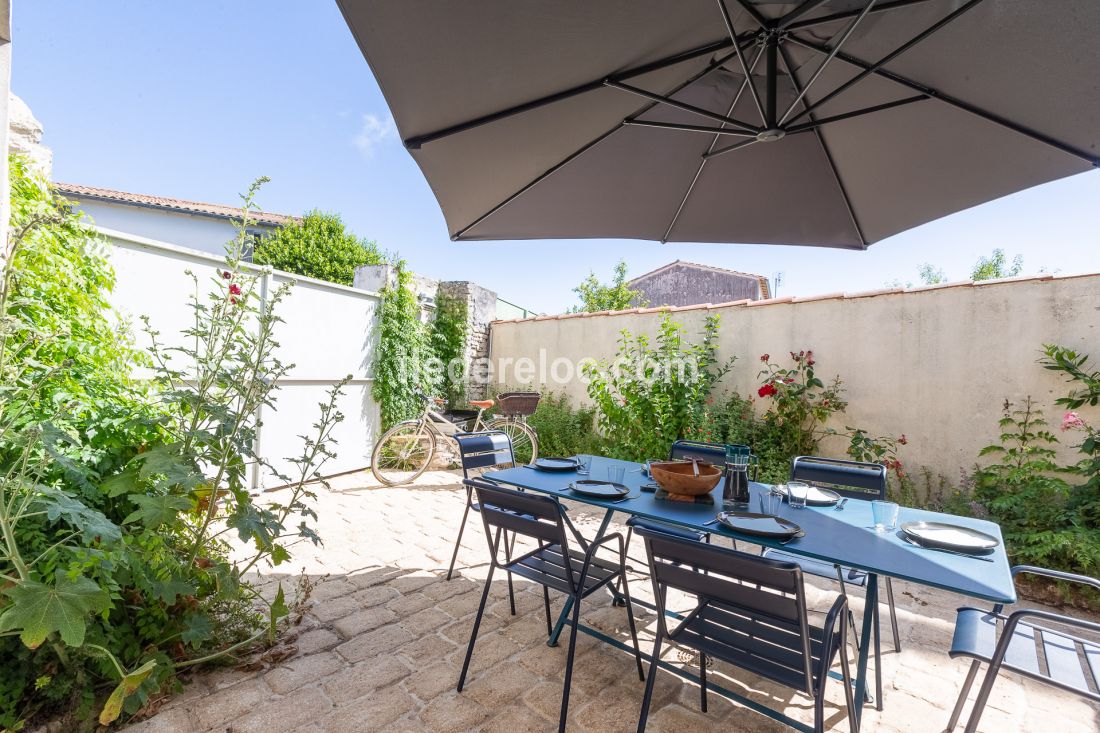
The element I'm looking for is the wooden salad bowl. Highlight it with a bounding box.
[649,460,723,496]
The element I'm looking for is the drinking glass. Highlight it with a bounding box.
[872,500,900,533]
[787,481,809,509]
[576,455,592,475]
[759,488,783,516]
[605,465,625,485]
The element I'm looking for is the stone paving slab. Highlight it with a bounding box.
[120,471,1100,733]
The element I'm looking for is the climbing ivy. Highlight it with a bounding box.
[372,262,434,428]
[430,291,468,408]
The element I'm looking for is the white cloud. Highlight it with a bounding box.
[353,113,397,157]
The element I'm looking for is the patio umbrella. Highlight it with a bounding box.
[338,1,1100,249]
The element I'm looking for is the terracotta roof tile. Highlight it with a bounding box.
[53,182,300,227]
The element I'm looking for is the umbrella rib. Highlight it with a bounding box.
[661,45,765,243]
[786,35,1100,166]
[702,137,764,161]
[717,0,766,126]
[785,94,930,133]
[777,0,878,127]
[623,119,756,137]
[775,0,833,30]
[452,48,744,240]
[778,44,867,248]
[785,0,986,127]
[605,80,760,134]
[786,0,938,33]
[403,37,736,150]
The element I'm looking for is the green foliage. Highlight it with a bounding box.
[970,248,1023,281]
[372,262,434,428]
[755,350,847,460]
[972,398,1098,576]
[429,292,468,408]
[569,260,646,313]
[252,210,384,286]
[584,314,733,461]
[917,263,945,285]
[0,167,346,729]
[525,392,602,458]
[1041,344,1100,527]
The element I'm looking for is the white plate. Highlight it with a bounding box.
[901,521,999,552]
[777,484,841,506]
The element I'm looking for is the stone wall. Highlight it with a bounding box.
[489,273,1100,483]
[8,94,51,177]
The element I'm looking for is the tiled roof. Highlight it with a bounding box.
[628,259,772,299]
[491,272,1097,324]
[54,182,300,227]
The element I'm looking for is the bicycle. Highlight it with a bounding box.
[370,392,540,486]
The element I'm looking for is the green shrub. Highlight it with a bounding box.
[252,210,384,286]
[526,392,602,458]
[0,169,345,730]
[972,397,1099,577]
[584,313,734,461]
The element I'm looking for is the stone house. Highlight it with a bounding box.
[629,260,770,307]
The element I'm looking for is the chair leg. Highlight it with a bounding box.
[873,597,883,711]
[946,660,982,732]
[699,647,708,713]
[543,586,553,637]
[457,562,495,692]
[558,594,583,733]
[504,533,516,616]
[636,634,664,733]
[446,491,474,581]
[885,577,902,652]
[963,660,1002,733]
[813,686,826,733]
[619,569,645,682]
[839,628,857,733]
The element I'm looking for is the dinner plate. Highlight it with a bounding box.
[532,457,580,472]
[901,521,999,553]
[777,484,841,507]
[569,480,630,499]
[717,512,803,539]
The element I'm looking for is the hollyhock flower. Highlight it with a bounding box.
[1061,411,1086,431]
[758,383,777,398]
[229,283,242,296]
[760,353,770,362]
[221,270,232,279]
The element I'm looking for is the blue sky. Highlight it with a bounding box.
[14,1,1099,313]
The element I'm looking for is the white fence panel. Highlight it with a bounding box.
[102,228,380,488]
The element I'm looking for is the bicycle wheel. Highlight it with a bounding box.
[486,417,538,465]
[371,421,436,486]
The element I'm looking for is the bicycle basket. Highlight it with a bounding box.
[496,391,541,417]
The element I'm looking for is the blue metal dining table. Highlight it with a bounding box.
[485,455,1016,732]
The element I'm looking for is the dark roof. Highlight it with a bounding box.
[629,260,771,300]
[54,182,300,228]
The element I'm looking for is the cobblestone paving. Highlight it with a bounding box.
[121,471,1100,733]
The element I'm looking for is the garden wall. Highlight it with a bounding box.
[489,272,1100,482]
[102,227,381,488]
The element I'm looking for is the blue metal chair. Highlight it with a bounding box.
[633,525,855,733]
[670,439,759,481]
[760,455,900,710]
[946,566,1100,733]
[459,479,644,733]
[446,431,516,582]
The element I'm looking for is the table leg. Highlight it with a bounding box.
[853,573,878,731]
[548,509,619,646]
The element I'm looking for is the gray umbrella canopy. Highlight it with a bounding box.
[339,1,1100,249]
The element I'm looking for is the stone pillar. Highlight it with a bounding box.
[438,280,497,400]
[1,2,12,258]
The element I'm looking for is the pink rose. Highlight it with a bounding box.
[1061,411,1086,432]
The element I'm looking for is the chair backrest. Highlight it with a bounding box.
[468,478,569,569]
[669,439,729,465]
[636,526,815,694]
[791,455,887,500]
[455,430,514,478]
[670,440,758,480]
